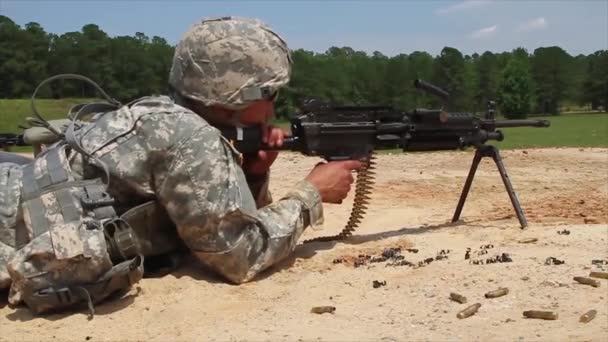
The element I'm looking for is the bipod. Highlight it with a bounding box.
[452,145,528,228]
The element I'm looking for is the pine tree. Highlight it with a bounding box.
[497,52,533,119]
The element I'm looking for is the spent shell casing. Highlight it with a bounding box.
[574,276,601,287]
[589,271,608,279]
[449,292,467,304]
[485,287,509,298]
[523,310,558,320]
[457,303,481,319]
[518,238,538,244]
[579,309,597,323]
[310,306,336,314]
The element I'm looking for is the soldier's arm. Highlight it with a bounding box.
[157,115,323,284]
[246,172,273,208]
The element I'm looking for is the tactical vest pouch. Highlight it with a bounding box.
[21,255,143,316]
[120,201,180,256]
[0,163,23,238]
[8,143,143,316]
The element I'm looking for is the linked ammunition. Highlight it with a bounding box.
[310,306,336,314]
[333,257,346,264]
[457,303,481,319]
[303,155,376,243]
[372,280,387,288]
[523,310,558,320]
[500,253,513,262]
[545,257,565,265]
[579,310,597,323]
[449,292,467,304]
[382,247,401,259]
[589,271,608,279]
[435,254,448,261]
[484,287,509,298]
[574,276,601,287]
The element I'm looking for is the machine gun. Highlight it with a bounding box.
[220,79,550,243]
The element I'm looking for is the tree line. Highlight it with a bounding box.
[1,15,606,119]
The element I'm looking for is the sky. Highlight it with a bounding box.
[1,0,606,57]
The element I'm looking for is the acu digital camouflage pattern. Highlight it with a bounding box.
[0,143,123,310]
[72,95,323,283]
[0,163,23,289]
[169,16,292,110]
[0,94,323,306]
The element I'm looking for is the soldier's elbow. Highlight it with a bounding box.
[192,252,260,284]
[220,265,258,284]
[225,274,251,285]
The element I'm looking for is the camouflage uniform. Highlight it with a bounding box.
[0,96,323,300]
[0,17,324,313]
[0,163,22,289]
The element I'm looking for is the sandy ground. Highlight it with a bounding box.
[1,147,607,341]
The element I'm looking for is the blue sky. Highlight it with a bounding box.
[1,0,606,56]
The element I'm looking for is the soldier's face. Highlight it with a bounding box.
[238,100,275,126]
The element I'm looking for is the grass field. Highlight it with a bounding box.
[495,112,607,149]
[0,98,99,132]
[1,99,606,151]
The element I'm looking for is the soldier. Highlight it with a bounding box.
[0,16,361,315]
[0,152,32,165]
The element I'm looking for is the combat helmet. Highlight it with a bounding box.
[169,16,292,110]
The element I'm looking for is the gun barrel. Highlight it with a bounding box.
[413,79,450,100]
[0,133,28,147]
[493,119,551,128]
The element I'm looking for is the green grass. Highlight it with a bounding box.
[494,112,608,149]
[2,99,606,151]
[0,98,99,132]
[274,113,608,150]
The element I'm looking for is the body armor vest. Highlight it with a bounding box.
[13,142,144,316]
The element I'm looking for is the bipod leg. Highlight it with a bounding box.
[489,146,528,228]
[452,147,485,223]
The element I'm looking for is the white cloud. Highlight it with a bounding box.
[516,17,548,32]
[435,0,491,15]
[471,25,498,39]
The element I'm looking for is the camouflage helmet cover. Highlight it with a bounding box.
[169,16,292,110]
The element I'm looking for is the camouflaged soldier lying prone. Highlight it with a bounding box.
[0,16,362,315]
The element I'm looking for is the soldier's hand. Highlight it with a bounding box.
[241,125,289,176]
[305,160,363,204]
[263,125,288,148]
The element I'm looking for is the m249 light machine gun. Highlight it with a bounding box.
[220,79,550,243]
